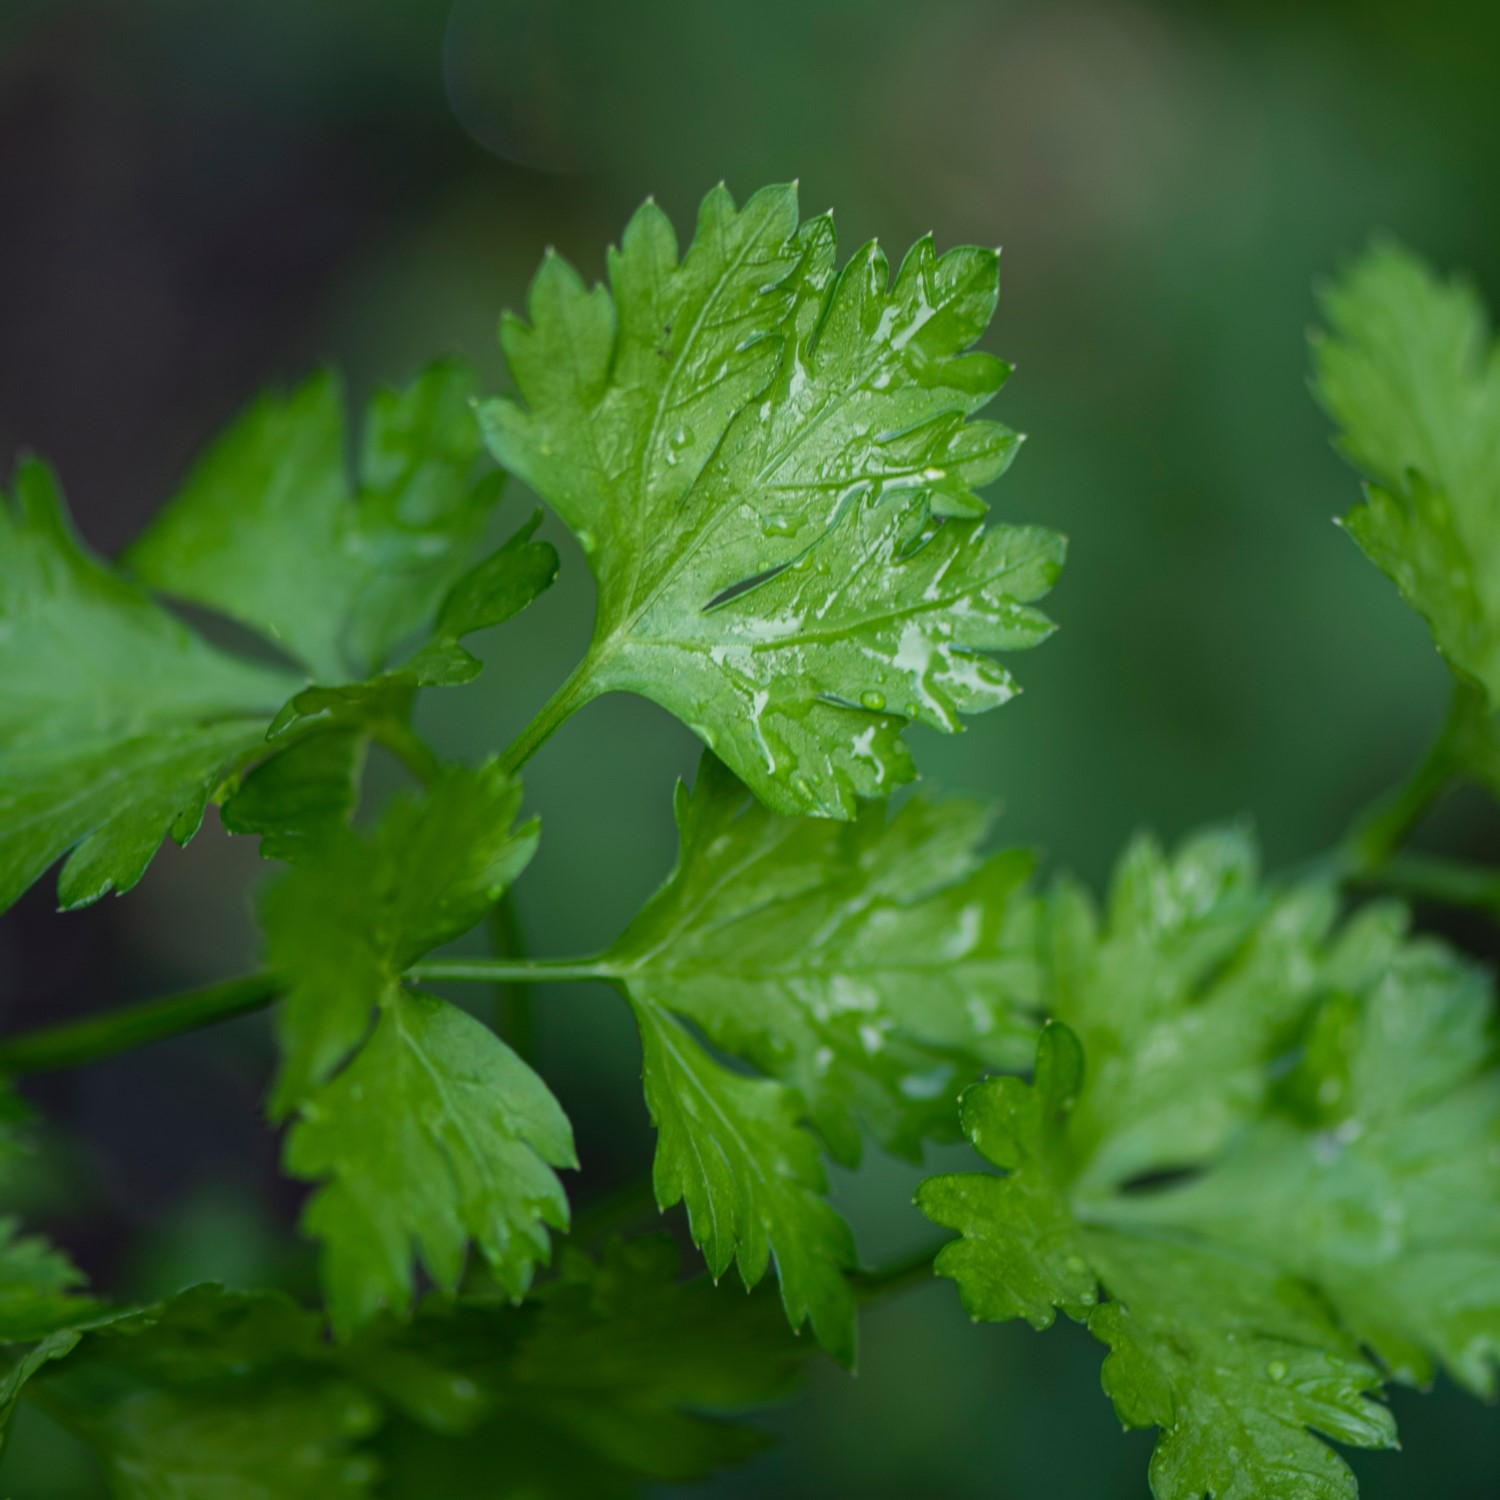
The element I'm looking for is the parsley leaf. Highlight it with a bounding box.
[0,1102,105,1434]
[596,752,1041,1362]
[126,363,500,684]
[0,1218,99,1346]
[0,1241,806,1499]
[266,508,560,741]
[606,752,1040,1164]
[219,728,366,863]
[361,1236,808,1497]
[288,990,575,1338]
[262,761,540,1109]
[631,994,858,1366]
[3,1286,381,1499]
[262,765,575,1333]
[0,460,301,913]
[1124,903,1500,1396]
[481,183,1063,817]
[1314,242,1500,702]
[919,829,1500,1498]
[1042,827,1342,1193]
[1,368,556,914]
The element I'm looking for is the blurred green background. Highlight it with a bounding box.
[2,0,1499,1493]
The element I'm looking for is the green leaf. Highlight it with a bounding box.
[288,989,575,1337]
[1313,242,1500,701]
[1,369,556,915]
[0,1240,805,1498]
[262,765,574,1332]
[914,1024,1096,1330]
[126,362,501,684]
[606,752,1040,1164]
[918,829,1500,1498]
[1044,826,1343,1194]
[1124,904,1500,1397]
[631,995,858,1366]
[481,182,1063,817]
[0,461,301,913]
[267,510,560,738]
[5,1286,381,1499]
[357,1236,808,1498]
[1091,1234,1395,1500]
[920,1027,1396,1500]
[262,762,540,1110]
[220,729,366,863]
[0,1218,100,1346]
[0,1096,103,1369]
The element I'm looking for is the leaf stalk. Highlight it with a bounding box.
[1351,851,1500,919]
[406,956,612,985]
[0,973,284,1077]
[498,656,602,776]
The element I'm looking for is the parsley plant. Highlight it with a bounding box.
[0,187,1496,1498]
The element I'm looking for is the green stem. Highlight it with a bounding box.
[1341,683,1475,874]
[1352,852,1500,918]
[1344,740,1457,874]
[405,957,611,985]
[851,1240,944,1303]
[489,891,537,1063]
[499,658,601,777]
[374,719,442,787]
[0,974,283,1077]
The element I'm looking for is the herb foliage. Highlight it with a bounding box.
[0,193,1496,1497]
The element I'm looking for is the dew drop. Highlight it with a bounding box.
[576,527,598,554]
[763,513,796,537]
[1064,1255,1088,1277]
[860,690,886,711]
[790,774,813,803]
[669,424,694,450]
[1266,1360,1288,1383]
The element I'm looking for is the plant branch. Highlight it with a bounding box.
[851,1239,944,1303]
[0,973,283,1077]
[405,957,611,985]
[499,658,601,777]
[1342,711,1462,875]
[490,891,537,1062]
[373,719,442,787]
[1351,851,1500,919]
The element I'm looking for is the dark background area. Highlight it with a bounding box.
[2,1,1499,1493]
